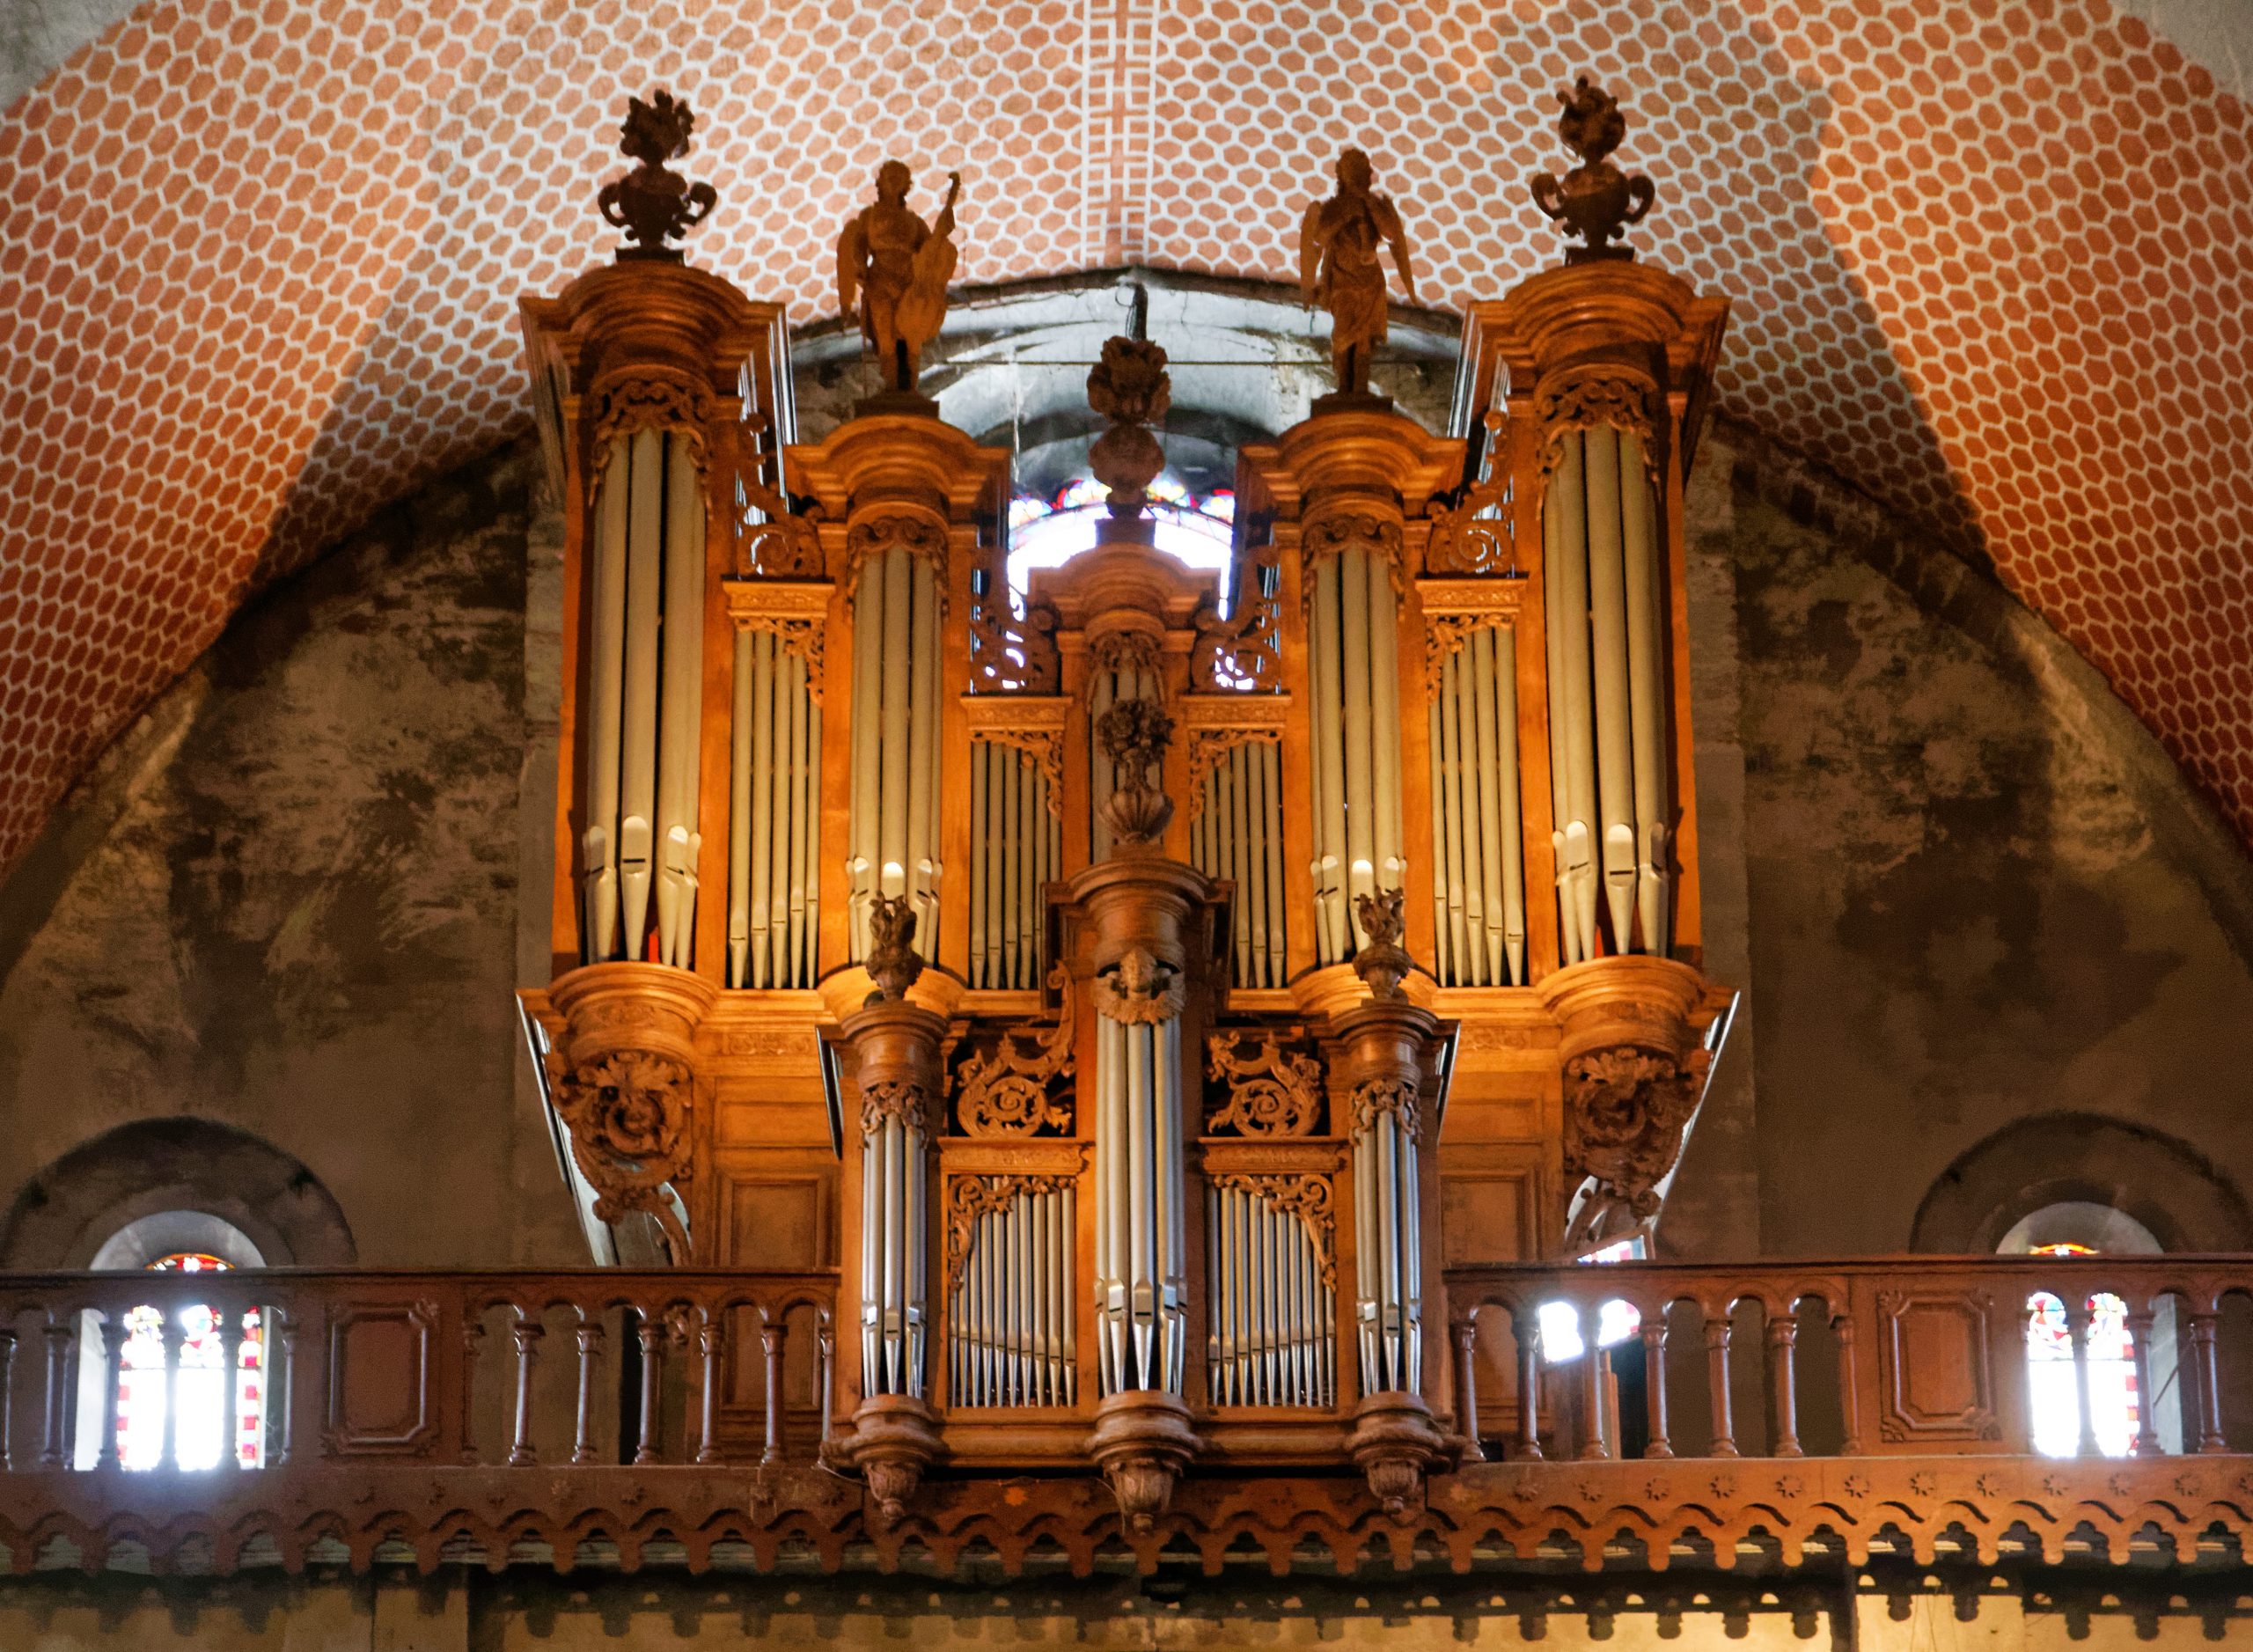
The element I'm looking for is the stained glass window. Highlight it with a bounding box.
[113,1252,265,1471]
[2024,1242,2139,1458]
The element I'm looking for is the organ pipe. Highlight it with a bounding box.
[1189,737,1288,988]
[728,632,821,988]
[951,1184,1079,1408]
[576,428,706,969]
[849,545,944,964]
[1543,426,1674,958]
[858,1092,928,1401]
[1205,1181,1333,1407]
[1354,1090,1422,1396]
[1094,989,1186,1396]
[1306,541,1404,962]
[967,741,1056,989]
[1427,624,1528,986]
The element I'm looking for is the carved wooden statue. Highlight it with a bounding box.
[837,162,962,393]
[1298,149,1417,396]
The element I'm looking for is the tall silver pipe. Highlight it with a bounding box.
[769,642,796,985]
[968,746,988,986]
[1620,430,1670,955]
[1493,626,1527,985]
[1002,742,1023,986]
[1584,426,1638,952]
[848,554,884,958]
[583,442,630,962]
[1090,669,1115,863]
[1309,558,1349,959]
[803,694,821,978]
[1368,550,1404,895]
[747,629,774,986]
[1097,1014,1125,1393]
[1339,544,1376,946]
[1552,433,1600,964]
[729,629,754,985]
[1470,628,1507,984]
[619,429,664,960]
[1436,654,1469,980]
[654,437,706,968]
[1259,741,1287,985]
[878,548,912,905]
[1229,742,1254,984]
[1427,693,1451,984]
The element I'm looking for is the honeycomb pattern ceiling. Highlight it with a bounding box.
[1,0,2249,870]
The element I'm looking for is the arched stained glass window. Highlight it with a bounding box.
[2023,1244,2138,1458]
[111,1253,266,1471]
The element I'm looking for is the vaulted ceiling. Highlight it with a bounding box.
[1,0,2248,870]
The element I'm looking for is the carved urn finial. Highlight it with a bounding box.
[1087,337,1172,518]
[863,892,924,1003]
[1353,887,1413,999]
[1096,697,1176,846]
[598,90,718,261]
[1529,77,1655,263]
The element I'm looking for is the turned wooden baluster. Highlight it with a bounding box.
[695,1309,723,1466]
[216,1310,244,1470]
[1579,1307,1611,1460]
[508,1309,543,1467]
[1641,1315,1673,1459]
[1704,1306,1738,1457]
[2123,1304,2162,1457]
[1767,1311,1802,1458]
[1514,1306,1543,1461]
[274,1309,297,1467]
[572,1315,604,1465]
[1832,1308,1862,1456]
[0,1325,14,1472]
[1453,1318,1486,1463]
[760,1313,788,1465]
[2188,1310,2227,1454]
[39,1317,71,1468]
[2064,1297,2100,1457]
[459,1318,484,1465]
[634,1311,664,1466]
[95,1311,129,1469]
[817,1311,835,1445]
[158,1309,186,1471]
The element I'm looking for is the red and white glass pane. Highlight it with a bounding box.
[2024,1243,2138,1458]
[114,1252,265,1470]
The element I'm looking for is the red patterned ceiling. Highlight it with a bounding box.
[1,0,2249,869]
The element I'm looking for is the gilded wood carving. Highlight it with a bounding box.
[1205,1030,1325,1137]
[955,966,1076,1136]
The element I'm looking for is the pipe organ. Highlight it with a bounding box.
[522,84,1735,1521]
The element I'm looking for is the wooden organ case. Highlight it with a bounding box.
[519,92,1736,1522]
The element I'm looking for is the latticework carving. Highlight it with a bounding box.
[1348,1076,1420,1144]
[845,511,949,608]
[1535,373,1659,483]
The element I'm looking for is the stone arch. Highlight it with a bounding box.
[0,1118,356,1270]
[1910,1112,2252,1256]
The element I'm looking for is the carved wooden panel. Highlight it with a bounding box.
[323,1302,437,1457]
[716,1158,835,1270]
[1875,1289,2002,1449]
[1441,1158,1540,1435]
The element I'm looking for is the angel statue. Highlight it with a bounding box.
[837,162,962,394]
[1298,149,1417,397]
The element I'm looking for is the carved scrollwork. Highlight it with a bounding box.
[1423,446,1517,577]
[732,464,824,579]
[846,511,949,610]
[1205,1030,1324,1137]
[1535,373,1660,485]
[1190,522,1283,692]
[546,1050,695,1257]
[956,966,1077,1136]
[975,729,1066,818]
[1348,1076,1421,1144]
[590,373,712,481]
[1095,948,1185,1024]
[1209,1172,1336,1290]
[1422,613,1504,698]
[1183,727,1281,821]
[945,1174,1076,1295]
[967,594,1061,694]
[1561,1044,1712,1243]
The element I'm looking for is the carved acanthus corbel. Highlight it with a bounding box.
[1560,1044,1710,1245]
[1348,1076,1422,1145]
[1096,697,1175,846]
[1206,1030,1324,1137]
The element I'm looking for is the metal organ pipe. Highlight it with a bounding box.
[1427,624,1529,986]
[1354,1090,1422,1397]
[848,545,944,966]
[1308,559,1350,959]
[1094,990,1185,1396]
[1306,540,1403,963]
[727,635,821,988]
[950,1183,1076,1408]
[859,1094,926,1401]
[579,429,707,968]
[966,742,1054,989]
[1188,738,1288,988]
[1543,425,1674,958]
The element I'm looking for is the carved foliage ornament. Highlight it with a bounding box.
[1300,513,1405,611]
[1209,1172,1336,1290]
[1424,460,1517,578]
[1086,337,1171,518]
[597,89,717,260]
[1096,948,1186,1024]
[1086,627,1164,690]
[946,1174,1075,1294]
[1190,530,1284,693]
[1206,1030,1325,1137]
[547,1050,694,1256]
[846,512,949,610]
[590,376,712,481]
[1184,727,1281,822]
[1353,887,1413,1000]
[731,614,826,708]
[976,728,1066,817]
[1349,1076,1421,1144]
[1536,374,1660,486]
[733,462,824,580]
[957,966,1077,1136]
[861,1078,934,1140]
[1097,697,1176,846]
[968,595,1062,694]
[1423,613,1508,699]
[1561,1044,1712,1229]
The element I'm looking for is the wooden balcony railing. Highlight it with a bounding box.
[0,1256,2248,1577]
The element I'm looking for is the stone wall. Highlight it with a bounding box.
[0,438,582,1268]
